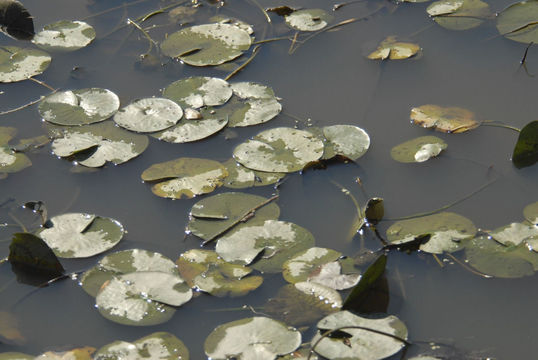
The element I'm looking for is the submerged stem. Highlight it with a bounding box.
[246,0,271,23]
[481,121,521,133]
[445,253,492,278]
[127,18,157,56]
[224,45,261,81]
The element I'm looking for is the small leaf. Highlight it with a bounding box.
[364,197,384,225]
[512,120,538,169]
[391,136,447,163]
[410,105,479,133]
[367,37,420,60]
[285,9,332,32]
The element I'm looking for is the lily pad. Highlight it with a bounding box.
[321,125,370,161]
[0,0,34,40]
[94,332,189,360]
[162,76,232,109]
[410,104,480,133]
[234,127,324,173]
[386,212,477,253]
[523,201,538,224]
[51,121,149,167]
[34,347,95,359]
[312,311,408,360]
[141,157,228,199]
[161,23,252,66]
[113,98,183,133]
[32,20,95,51]
[368,37,420,60]
[153,117,228,143]
[37,213,124,258]
[39,88,120,126]
[391,136,447,163]
[81,249,179,297]
[0,353,33,360]
[177,249,263,297]
[512,120,538,169]
[0,126,31,175]
[427,0,490,31]
[497,0,538,43]
[225,82,282,127]
[222,158,285,189]
[96,271,192,326]
[285,9,332,32]
[204,317,301,359]
[488,222,538,247]
[0,46,51,83]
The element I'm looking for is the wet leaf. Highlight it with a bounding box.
[365,197,384,225]
[0,0,33,40]
[427,0,490,31]
[488,222,538,247]
[367,37,420,60]
[204,317,301,359]
[512,120,538,169]
[177,249,262,297]
[39,88,120,126]
[37,213,124,258]
[227,82,282,127]
[320,125,370,161]
[0,46,51,83]
[496,0,538,43]
[94,332,189,360]
[222,158,285,189]
[153,117,228,143]
[162,76,232,109]
[32,20,95,51]
[141,157,228,199]
[410,104,480,133]
[343,254,386,312]
[113,98,183,133]
[0,126,31,175]
[161,23,252,66]
[523,201,538,225]
[285,9,332,32]
[0,311,24,345]
[391,136,447,163]
[386,212,477,253]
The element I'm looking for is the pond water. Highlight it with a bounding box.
[1,0,537,358]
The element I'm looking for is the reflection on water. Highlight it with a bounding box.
[1,0,537,358]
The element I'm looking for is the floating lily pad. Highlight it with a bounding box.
[410,105,480,133]
[285,9,332,32]
[0,0,34,40]
[222,158,285,189]
[162,76,232,109]
[177,249,263,297]
[367,37,420,60]
[37,213,124,258]
[32,20,95,51]
[81,249,178,297]
[512,120,538,169]
[524,201,538,225]
[427,0,490,31]
[226,82,282,127]
[94,332,189,360]
[0,126,31,175]
[51,121,149,167]
[34,347,95,359]
[153,117,228,143]
[497,0,538,43]
[39,88,120,126]
[391,136,447,163]
[386,212,477,253]
[204,317,301,359]
[0,353,33,360]
[0,46,51,83]
[113,98,183,133]
[321,125,370,161]
[215,219,316,273]
[234,127,324,173]
[488,222,538,247]
[161,23,252,66]
[187,192,280,243]
[141,157,228,199]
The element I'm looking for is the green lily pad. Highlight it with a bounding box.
[94,332,189,360]
[39,88,120,126]
[162,76,232,109]
[312,311,408,360]
[368,37,420,60]
[427,0,490,31]
[81,249,179,297]
[0,353,34,360]
[497,0,538,43]
[285,9,332,32]
[177,249,263,297]
[321,125,370,161]
[488,222,538,247]
[234,127,324,173]
[153,117,228,143]
[141,157,228,199]
[222,158,285,189]
[391,136,447,163]
[187,192,280,243]
[223,82,282,127]
[524,201,538,224]
[386,212,477,253]
[113,98,183,133]
[32,20,95,51]
[37,213,124,258]
[0,46,51,83]
[204,317,301,359]
[512,120,538,169]
[410,104,480,133]
[0,126,31,175]
[161,23,252,66]
[51,121,149,167]
[96,271,192,326]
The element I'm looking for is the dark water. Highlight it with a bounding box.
[1,0,537,358]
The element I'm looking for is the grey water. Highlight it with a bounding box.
[1,0,537,358]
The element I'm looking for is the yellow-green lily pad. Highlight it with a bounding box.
[410,104,480,133]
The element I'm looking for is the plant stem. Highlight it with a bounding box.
[246,0,271,23]
[82,0,152,20]
[252,36,290,45]
[127,18,157,56]
[445,253,492,278]
[29,78,55,91]
[0,90,57,116]
[224,45,261,81]
[481,121,520,133]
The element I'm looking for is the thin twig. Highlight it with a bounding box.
[82,0,152,20]
[288,31,299,54]
[445,253,492,278]
[29,78,55,91]
[127,18,157,56]
[246,0,271,23]
[0,90,57,116]
[252,36,290,45]
[432,253,445,268]
[224,45,261,81]
[521,42,533,64]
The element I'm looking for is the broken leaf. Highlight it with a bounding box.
[410,104,480,133]
[0,46,51,83]
[512,120,538,169]
[391,136,447,163]
[113,98,183,133]
[497,0,538,43]
[285,9,332,32]
[368,37,420,60]
[32,20,95,51]
[94,332,189,360]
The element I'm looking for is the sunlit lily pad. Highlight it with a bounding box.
[32,20,95,51]
[34,347,95,359]
[222,158,285,189]
[410,104,480,133]
[153,117,228,143]
[234,127,324,173]
[96,271,192,326]
[226,82,282,127]
[321,125,370,161]
[37,213,124,258]
[113,98,183,133]
[285,9,332,31]
[386,212,477,253]
[94,332,189,360]
[39,88,120,126]
[0,127,31,176]
[187,192,280,243]
[312,311,408,360]
[497,0,538,43]
[51,121,149,167]
[368,37,420,60]
[177,249,263,297]
[162,76,232,109]
[512,120,538,169]
[215,219,316,273]
[81,249,179,297]
[161,23,252,66]
[427,0,490,30]
[488,222,538,247]
[204,317,301,359]
[0,46,51,83]
[141,157,228,199]
[391,136,447,163]
[524,201,538,225]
